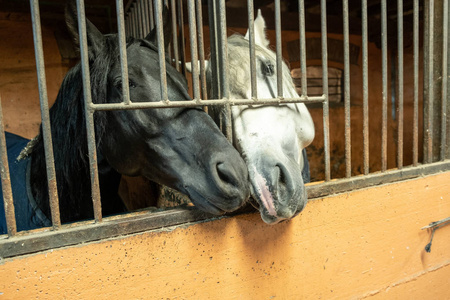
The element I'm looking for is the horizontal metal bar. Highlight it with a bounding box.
[89,96,327,111]
[2,160,449,258]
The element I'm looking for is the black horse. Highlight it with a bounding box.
[0,3,249,234]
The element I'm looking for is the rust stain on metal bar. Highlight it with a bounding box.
[76,0,102,223]
[321,0,331,181]
[0,96,17,237]
[30,0,61,229]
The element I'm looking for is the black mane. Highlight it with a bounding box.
[30,35,139,223]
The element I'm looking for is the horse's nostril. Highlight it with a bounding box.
[216,162,238,187]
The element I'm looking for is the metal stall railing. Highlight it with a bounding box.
[1,0,449,258]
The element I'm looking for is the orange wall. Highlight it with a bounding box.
[1,172,449,299]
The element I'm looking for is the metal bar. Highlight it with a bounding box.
[117,0,131,105]
[343,0,351,178]
[130,5,137,37]
[361,0,369,175]
[148,0,154,30]
[143,0,150,36]
[154,0,168,102]
[217,0,232,142]
[125,13,130,37]
[139,0,148,38]
[426,0,435,163]
[207,0,219,99]
[133,3,141,38]
[3,160,450,258]
[247,0,257,99]
[136,0,143,38]
[397,0,404,169]
[413,0,419,166]
[298,0,307,97]
[195,0,208,100]
[177,0,186,76]
[0,97,17,236]
[187,0,200,101]
[30,0,61,229]
[76,0,102,223]
[274,0,283,97]
[320,0,331,181]
[171,0,180,71]
[441,0,448,161]
[91,96,326,111]
[381,0,388,172]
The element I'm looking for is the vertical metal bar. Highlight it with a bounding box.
[397,0,404,169]
[0,97,17,236]
[125,14,130,37]
[381,0,388,172]
[427,0,435,163]
[30,0,61,229]
[130,5,136,37]
[170,0,180,71]
[321,0,330,181]
[298,0,307,96]
[208,0,220,99]
[139,0,148,38]
[148,0,154,30]
[117,0,131,105]
[217,0,229,99]
[217,0,232,141]
[142,0,151,36]
[247,0,257,99]
[441,0,448,161]
[154,0,168,101]
[274,0,283,97]
[177,0,186,76]
[187,0,200,100]
[361,0,369,175]
[343,0,351,178]
[76,0,102,223]
[137,0,144,38]
[413,0,419,166]
[195,0,208,100]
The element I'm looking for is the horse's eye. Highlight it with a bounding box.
[261,61,275,77]
[115,80,136,91]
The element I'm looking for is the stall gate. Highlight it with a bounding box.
[0,0,449,298]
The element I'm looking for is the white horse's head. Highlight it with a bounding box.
[187,10,315,224]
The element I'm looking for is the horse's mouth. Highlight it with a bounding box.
[184,187,226,215]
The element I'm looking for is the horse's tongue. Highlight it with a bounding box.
[253,167,277,217]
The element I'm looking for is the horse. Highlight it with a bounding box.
[187,10,314,224]
[0,3,250,234]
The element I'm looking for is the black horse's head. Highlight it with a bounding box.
[64,3,250,215]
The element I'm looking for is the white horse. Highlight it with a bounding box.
[187,10,315,224]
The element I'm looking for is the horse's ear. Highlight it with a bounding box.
[245,9,270,48]
[65,0,105,58]
[185,60,209,74]
[144,5,172,50]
